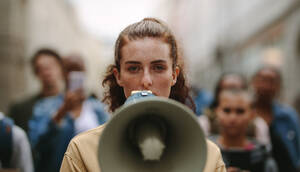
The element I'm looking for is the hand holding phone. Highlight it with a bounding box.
[68,71,85,91]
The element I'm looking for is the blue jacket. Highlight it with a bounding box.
[271,102,300,169]
[0,115,13,168]
[194,89,213,116]
[28,95,110,172]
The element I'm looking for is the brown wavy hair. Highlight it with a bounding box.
[102,18,195,112]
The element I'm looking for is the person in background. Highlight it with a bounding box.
[60,18,225,172]
[53,54,109,134]
[199,73,270,146]
[8,48,65,133]
[199,72,247,135]
[191,86,213,116]
[210,89,277,172]
[251,66,300,171]
[28,54,109,172]
[211,73,248,109]
[0,112,33,172]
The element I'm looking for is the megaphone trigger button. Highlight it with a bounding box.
[141,92,148,96]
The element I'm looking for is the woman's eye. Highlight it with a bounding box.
[127,66,140,73]
[152,65,166,72]
[223,108,231,114]
[236,108,245,115]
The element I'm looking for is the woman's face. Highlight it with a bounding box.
[114,37,179,98]
[216,92,252,137]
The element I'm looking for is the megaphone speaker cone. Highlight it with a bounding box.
[98,97,207,172]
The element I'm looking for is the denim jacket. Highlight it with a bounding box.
[28,94,110,172]
[271,102,300,169]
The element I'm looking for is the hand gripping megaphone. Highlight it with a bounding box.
[98,91,207,172]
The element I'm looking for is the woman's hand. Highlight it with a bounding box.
[63,89,85,110]
[53,89,85,123]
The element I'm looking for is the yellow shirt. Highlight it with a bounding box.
[60,125,226,172]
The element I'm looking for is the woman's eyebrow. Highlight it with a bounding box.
[124,61,141,65]
[151,60,166,64]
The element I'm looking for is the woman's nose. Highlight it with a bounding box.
[228,114,237,122]
[141,70,152,89]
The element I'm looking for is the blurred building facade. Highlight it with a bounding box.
[1,0,300,113]
[0,0,107,113]
[168,0,300,105]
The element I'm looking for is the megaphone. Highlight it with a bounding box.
[98,91,207,172]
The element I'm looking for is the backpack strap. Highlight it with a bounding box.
[0,117,14,168]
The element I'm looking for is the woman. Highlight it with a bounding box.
[60,18,225,172]
[210,89,277,172]
[199,73,249,136]
[199,72,270,147]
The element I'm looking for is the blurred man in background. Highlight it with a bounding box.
[8,48,65,133]
[252,66,300,172]
[28,54,109,172]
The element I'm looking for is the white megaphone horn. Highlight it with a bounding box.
[98,91,207,172]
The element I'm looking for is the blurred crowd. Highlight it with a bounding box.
[1,47,300,172]
[1,49,110,172]
[195,68,300,171]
